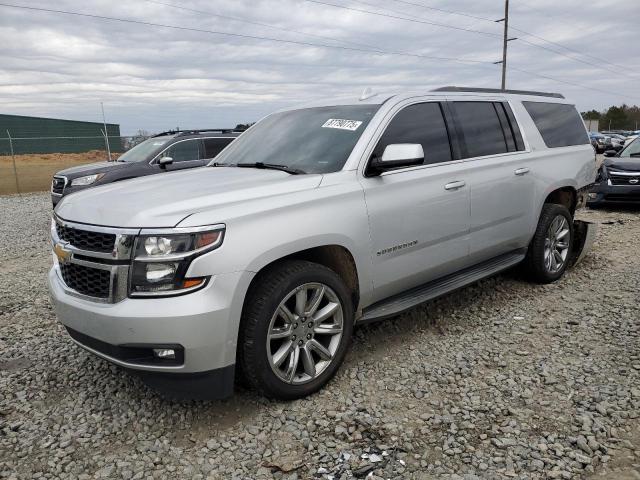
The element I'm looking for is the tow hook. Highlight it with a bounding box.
[567,220,597,268]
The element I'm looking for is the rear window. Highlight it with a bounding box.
[450,101,509,158]
[523,102,589,148]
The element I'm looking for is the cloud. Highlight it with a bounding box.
[0,0,638,133]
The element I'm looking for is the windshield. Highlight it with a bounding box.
[118,137,174,163]
[211,105,380,174]
[619,137,640,158]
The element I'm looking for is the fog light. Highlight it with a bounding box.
[153,348,176,359]
[588,193,597,199]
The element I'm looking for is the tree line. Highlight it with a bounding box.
[581,105,640,131]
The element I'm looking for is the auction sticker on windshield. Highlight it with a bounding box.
[322,119,363,131]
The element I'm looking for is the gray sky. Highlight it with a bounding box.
[1,0,638,135]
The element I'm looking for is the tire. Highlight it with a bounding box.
[238,260,354,400]
[524,203,574,284]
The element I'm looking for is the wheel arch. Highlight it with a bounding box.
[245,243,362,312]
[542,185,577,216]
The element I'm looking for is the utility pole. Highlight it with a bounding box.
[101,102,112,161]
[494,0,517,90]
[6,130,20,195]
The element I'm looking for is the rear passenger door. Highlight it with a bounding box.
[448,100,533,262]
[359,101,472,303]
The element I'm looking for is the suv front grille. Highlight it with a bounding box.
[60,263,111,299]
[52,176,66,195]
[53,218,136,303]
[609,173,640,186]
[56,223,116,253]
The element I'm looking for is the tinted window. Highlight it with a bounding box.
[619,137,640,158]
[163,139,201,162]
[523,101,589,148]
[502,102,525,151]
[118,137,173,163]
[451,102,508,158]
[372,102,452,165]
[213,105,380,174]
[203,138,232,158]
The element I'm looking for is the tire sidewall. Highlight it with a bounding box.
[529,204,573,283]
[245,263,354,399]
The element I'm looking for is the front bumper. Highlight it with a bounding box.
[48,266,253,379]
[587,182,640,205]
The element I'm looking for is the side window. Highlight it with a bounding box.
[372,102,452,166]
[522,101,589,148]
[450,101,509,158]
[203,138,232,159]
[163,139,201,162]
[501,102,525,151]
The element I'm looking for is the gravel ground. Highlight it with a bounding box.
[0,192,639,480]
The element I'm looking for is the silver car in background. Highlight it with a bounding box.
[48,86,596,400]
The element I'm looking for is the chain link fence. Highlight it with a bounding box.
[0,134,150,195]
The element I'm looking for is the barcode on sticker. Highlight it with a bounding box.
[322,119,363,131]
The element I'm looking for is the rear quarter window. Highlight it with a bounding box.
[523,102,589,148]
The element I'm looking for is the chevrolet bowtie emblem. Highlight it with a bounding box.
[54,242,72,264]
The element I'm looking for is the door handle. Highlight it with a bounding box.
[514,167,530,176]
[444,180,466,190]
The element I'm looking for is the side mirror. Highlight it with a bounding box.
[604,150,617,157]
[158,156,173,167]
[367,144,424,176]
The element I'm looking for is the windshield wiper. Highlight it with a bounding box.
[236,162,305,175]
[629,152,640,157]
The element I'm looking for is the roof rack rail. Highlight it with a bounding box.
[152,128,244,138]
[432,86,565,99]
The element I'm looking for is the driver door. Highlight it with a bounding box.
[157,139,206,171]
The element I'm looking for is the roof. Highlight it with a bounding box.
[153,129,243,138]
[288,86,570,111]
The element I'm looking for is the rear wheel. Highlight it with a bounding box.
[524,204,573,284]
[238,260,354,399]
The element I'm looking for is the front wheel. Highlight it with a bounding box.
[238,260,354,400]
[524,203,574,284]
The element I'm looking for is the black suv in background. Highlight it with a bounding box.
[588,137,640,206]
[51,129,240,206]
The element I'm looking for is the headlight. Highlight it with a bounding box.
[129,226,224,297]
[70,173,105,186]
[595,166,607,182]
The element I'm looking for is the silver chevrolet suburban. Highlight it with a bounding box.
[49,87,596,400]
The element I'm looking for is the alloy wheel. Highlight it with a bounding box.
[266,282,344,384]
[543,215,570,273]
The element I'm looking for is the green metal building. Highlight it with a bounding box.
[0,114,122,155]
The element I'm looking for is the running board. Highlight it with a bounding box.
[359,250,526,324]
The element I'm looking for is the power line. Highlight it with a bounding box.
[142,0,383,52]
[2,2,638,103]
[509,65,638,101]
[374,0,638,76]
[302,0,501,38]
[0,2,489,65]
[510,25,631,73]
[352,0,495,24]
[343,0,639,79]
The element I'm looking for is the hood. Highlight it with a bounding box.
[57,161,131,177]
[604,158,640,172]
[55,166,323,228]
